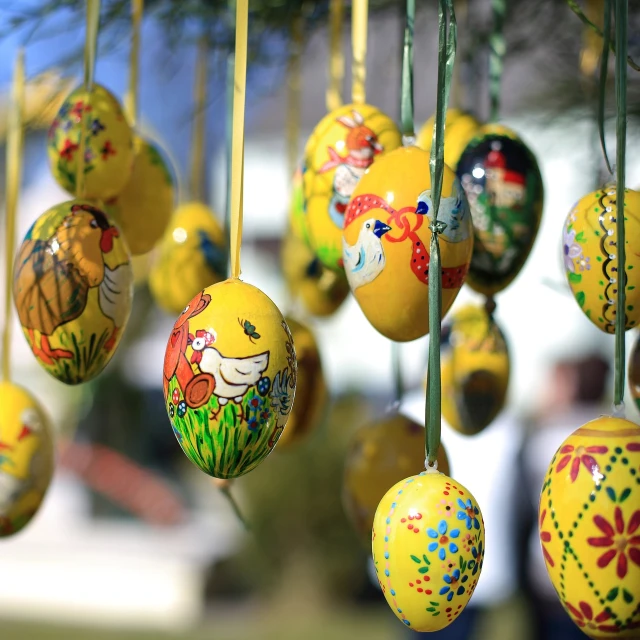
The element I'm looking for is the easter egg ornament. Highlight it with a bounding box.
[303,0,401,272]
[162,0,295,479]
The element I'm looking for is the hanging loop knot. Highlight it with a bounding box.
[429,220,448,235]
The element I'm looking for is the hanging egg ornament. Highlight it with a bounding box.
[163,279,297,479]
[629,333,640,410]
[343,414,450,545]
[343,145,473,342]
[107,136,175,256]
[372,471,485,632]
[13,200,133,384]
[303,104,402,271]
[563,187,640,333]
[456,124,543,296]
[276,318,326,449]
[416,109,482,170]
[47,84,134,200]
[441,304,510,435]
[0,382,55,537]
[149,202,227,316]
[539,416,640,638]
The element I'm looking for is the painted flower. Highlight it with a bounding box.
[564,601,620,634]
[563,225,582,273]
[555,444,608,483]
[427,520,460,560]
[84,148,94,164]
[60,138,79,161]
[439,569,468,602]
[247,418,258,431]
[177,401,187,418]
[441,559,456,572]
[70,100,85,120]
[100,140,116,160]
[461,533,473,553]
[457,498,480,530]
[58,102,69,117]
[587,506,640,578]
[91,118,105,136]
[437,498,456,518]
[251,397,261,409]
[470,540,484,576]
[172,389,180,405]
[577,256,591,272]
[539,509,554,567]
[62,120,73,132]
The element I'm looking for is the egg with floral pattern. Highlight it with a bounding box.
[372,471,485,632]
[163,279,297,478]
[47,84,134,200]
[563,186,640,333]
[539,416,640,638]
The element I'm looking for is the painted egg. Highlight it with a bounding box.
[372,471,485,632]
[456,124,544,296]
[0,382,55,537]
[629,333,640,411]
[539,416,640,638]
[441,304,510,435]
[276,317,326,449]
[416,109,482,170]
[342,145,473,342]
[47,84,134,200]
[149,202,227,316]
[303,104,402,271]
[13,200,133,384]
[563,187,640,333]
[281,232,350,317]
[106,136,175,256]
[162,278,297,479]
[343,413,450,545]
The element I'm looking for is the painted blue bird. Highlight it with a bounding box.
[342,218,392,291]
[415,178,471,243]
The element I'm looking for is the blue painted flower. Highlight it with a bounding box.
[247,418,258,431]
[426,519,460,560]
[91,118,105,136]
[257,376,271,396]
[62,119,73,132]
[59,103,69,117]
[457,498,480,530]
[177,401,187,418]
[438,569,468,601]
[470,540,484,576]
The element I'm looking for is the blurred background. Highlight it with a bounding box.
[0,0,640,638]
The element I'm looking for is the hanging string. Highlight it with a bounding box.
[613,0,627,409]
[426,0,457,467]
[124,0,143,128]
[450,0,467,109]
[229,0,248,279]
[2,49,25,382]
[391,342,404,407]
[189,36,208,203]
[224,53,234,280]
[326,0,344,111]
[76,0,101,199]
[400,0,415,140]
[286,14,303,179]
[580,0,604,77]
[597,0,613,174]
[351,0,368,104]
[488,0,505,122]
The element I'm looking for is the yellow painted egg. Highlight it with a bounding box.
[372,471,485,632]
[441,304,510,435]
[13,200,133,384]
[416,109,482,170]
[149,202,227,316]
[563,186,640,333]
[539,416,640,638]
[629,333,640,411]
[47,84,134,200]
[276,317,326,449]
[342,145,473,342]
[0,382,55,537]
[343,413,450,545]
[106,136,175,256]
[162,279,297,478]
[281,232,350,317]
[457,124,544,296]
[303,104,402,271]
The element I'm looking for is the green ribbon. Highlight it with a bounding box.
[598,0,613,175]
[400,0,415,138]
[613,0,627,408]
[392,342,404,406]
[426,0,456,467]
[489,0,505,122]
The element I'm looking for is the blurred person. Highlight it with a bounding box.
[517,354,610,640]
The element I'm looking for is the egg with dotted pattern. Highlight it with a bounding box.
[372,470,485,632]
[539,416,640,638]
[563,186,640,334]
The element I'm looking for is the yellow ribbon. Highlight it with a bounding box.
[351,0,368,105]
[76,0,101,199]
[326,0,344,112]
[286,15,303,179]
[2,50,25,381]
[189,36,208,203]
[124,0,143,127]
[580,0,604,77]
[230,0,248,280]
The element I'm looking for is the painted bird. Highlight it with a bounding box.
[342,218,392,291]
[415,178,471,243]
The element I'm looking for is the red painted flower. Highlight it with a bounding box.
[71,100,85,119]
[564,600,619,633]
[587,506,640,578]
[539,509,554,567]
[100,140,116,160]
[555,443,608,482]
[60,139,79,161]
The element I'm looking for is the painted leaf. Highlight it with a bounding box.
[575,231,586,244]
[606,587,619,602]
[623,589,634,604]
[568,272,582,284]
[411,555,421,564]
[620,488,631,503]
[606,487,617,502]
[418,567,429,574]
[576,291,586,308]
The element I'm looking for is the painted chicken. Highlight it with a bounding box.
[13,203,131,363]
[342,218,392,290]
